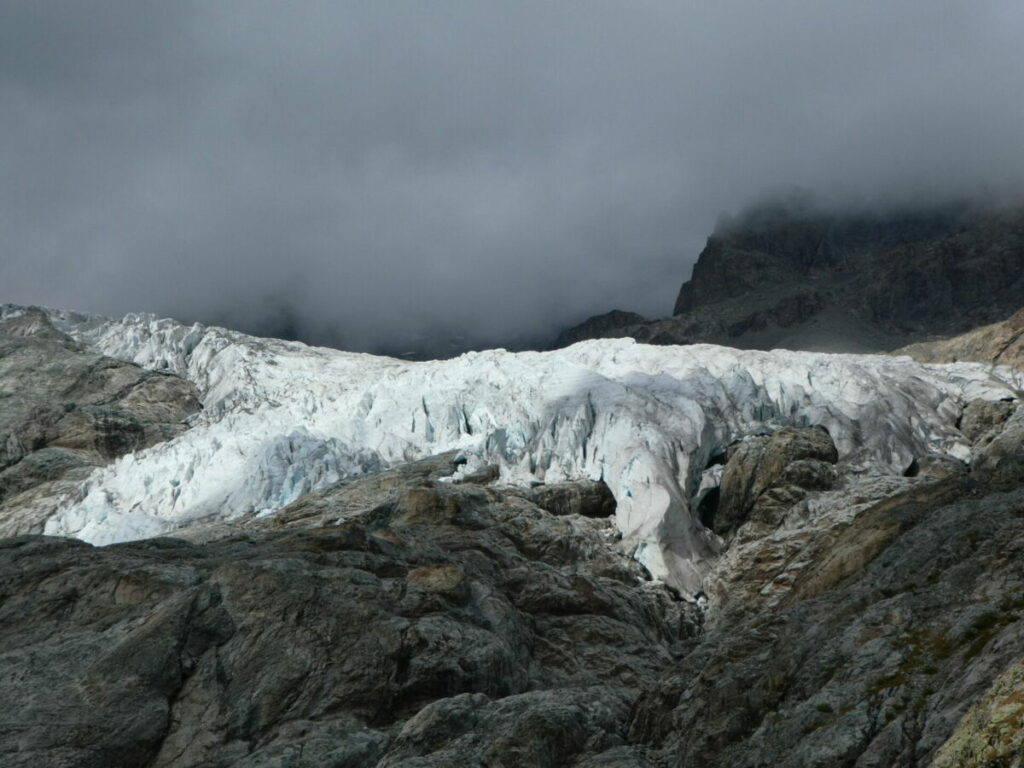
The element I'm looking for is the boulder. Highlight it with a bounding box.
[710,426,838,536]
[521,479,617,518]
[960,398,1017,442]
[971,402,1024,488]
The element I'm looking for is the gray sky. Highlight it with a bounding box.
[3,1,1023,353]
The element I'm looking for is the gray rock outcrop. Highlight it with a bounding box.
[0,458,697,767]
[0,308,200,535]
[710,426,838,536]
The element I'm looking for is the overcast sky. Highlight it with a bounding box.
[3,1,1023,353]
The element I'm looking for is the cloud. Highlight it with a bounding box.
[2,1,1023,353]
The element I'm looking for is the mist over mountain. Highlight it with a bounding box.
[555,195,1024,356]
[3,2,1024,354]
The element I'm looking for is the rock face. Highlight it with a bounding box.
[710,426,838,537]
[631,481,1024,767]
[517,479,617,519]
[557,201,1024,354]
[0,457,698,768]
[970,401,1024,488]
[622,403,1024,766]
[0,308,200,536]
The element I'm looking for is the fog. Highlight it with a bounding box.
[3,1,1022,353]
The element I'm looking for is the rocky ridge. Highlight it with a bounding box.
[557,201,1024,354]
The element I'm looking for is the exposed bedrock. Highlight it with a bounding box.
[0,308,200,537]
[0,469,697,768]
[618,401,1024,765]
[631,479,1024,767]
[515,479,617,519]
[969,399,1024,489]
[557,203,1024,355]
[706,425,839,538]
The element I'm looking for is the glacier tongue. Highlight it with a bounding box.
[39,309,1021,595]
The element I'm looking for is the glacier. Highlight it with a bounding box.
[13,306,1022,595]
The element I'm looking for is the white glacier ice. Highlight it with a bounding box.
[22,307,1023,595]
